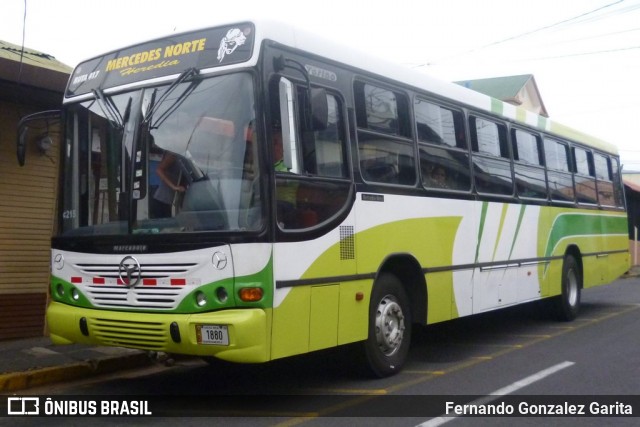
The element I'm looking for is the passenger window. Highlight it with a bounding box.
[611,157,624,207]
[594,153,611,181]
[512,129,546,200]
[354,82,410,137]
[415,99,470,191]
[355,81,415,186]
[312,94,349,178]
[572,147,597,204]
[414,99,466,149]
[574,147,593,176]
[512,129,541,165]
[358,134,415,185]
[544,138,574,203]
[594,153,614,207]
[470,117,513,196]
[544,138,570,171]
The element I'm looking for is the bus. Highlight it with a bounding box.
[18,19,629,377]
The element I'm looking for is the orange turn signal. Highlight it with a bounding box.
[239,287,264,302]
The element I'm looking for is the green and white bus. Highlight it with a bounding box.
[20,19,628,377]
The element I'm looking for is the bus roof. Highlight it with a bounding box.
[66,18,618,155]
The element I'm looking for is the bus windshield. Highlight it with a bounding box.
[60,72,262,236]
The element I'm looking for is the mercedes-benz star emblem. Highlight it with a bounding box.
[118,256,142,287]
[212,251,228,270]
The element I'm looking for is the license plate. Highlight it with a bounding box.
[196,325,229,345]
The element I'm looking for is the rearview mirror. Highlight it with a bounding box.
[16,110,61,166]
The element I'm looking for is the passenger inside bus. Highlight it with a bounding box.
[429,165,448,189]
[153,150,187,217]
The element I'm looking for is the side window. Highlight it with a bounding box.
[310,94,349,178]
[573,146,597,205]
[574,147,593,176]
[415,98,470,191]
[611,157,624,207]
[470,116,513,196]
[594,153,614,207]
[355,81,415,186]
[544,138,574,203]
[512,129,546,199]
[355,82,410,137]
[415,99,465,148]
[272,77,351,230]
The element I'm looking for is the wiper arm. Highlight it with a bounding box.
[143,67,199,127]
[92,88,123,127]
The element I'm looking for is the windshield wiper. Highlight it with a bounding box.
[143,67,199,128]
[92,88,124,128]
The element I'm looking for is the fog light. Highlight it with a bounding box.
[195,291,207,307]
[239,287,263,302]
[56,283,65,297]
[71,288,80,301]
[216,287,228,303]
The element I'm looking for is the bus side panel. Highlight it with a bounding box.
[470,202,543,314]
[354,196,465,323]
[337,280,370,345]
[425,270,458,324]
[271,219,360,359]
[309,284,339,351]
[271,286,311,359]
[538,207,629,295]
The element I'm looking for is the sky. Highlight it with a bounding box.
[4,0,640,169]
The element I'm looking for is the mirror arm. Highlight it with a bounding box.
[273,55,313,128]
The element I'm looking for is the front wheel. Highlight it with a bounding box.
[551,255,582,321]
[361,273,412,377]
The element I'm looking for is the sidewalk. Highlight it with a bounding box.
[624,265,640,278]
[0,337,152,393]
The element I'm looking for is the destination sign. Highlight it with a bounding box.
[66,23,254,98]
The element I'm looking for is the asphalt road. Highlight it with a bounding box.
[11,275,640,426]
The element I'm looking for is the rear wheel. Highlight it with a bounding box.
[361,273,412,377]
[552,255,582,321]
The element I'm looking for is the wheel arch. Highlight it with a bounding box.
[376,253,427,325]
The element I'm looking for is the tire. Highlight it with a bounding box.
[552,255,582,321]
[361,273,412,377]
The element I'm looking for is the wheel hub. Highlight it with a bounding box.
[375,295,405,356]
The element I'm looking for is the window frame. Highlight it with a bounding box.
[354,79,417,187]
[469,114,514,197]
[572,145,598,205]
[414,96,471,193]
[511,127,547,201]
[594,152,615,208]
[543,136,575,204]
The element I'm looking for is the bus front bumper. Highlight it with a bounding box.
[46,302,270,363]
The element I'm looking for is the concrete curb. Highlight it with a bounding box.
[0,352,152,392]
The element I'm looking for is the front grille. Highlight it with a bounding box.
[86,286,182,309]
[75,262,197,279]
[89,317,169,350]
[73,260,199,309]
